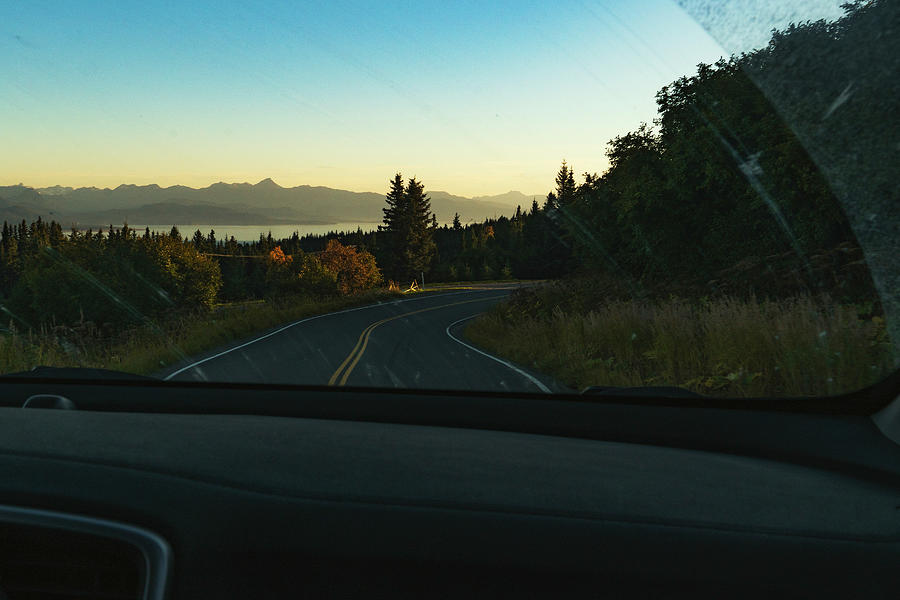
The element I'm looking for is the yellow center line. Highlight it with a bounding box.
[327,317,389,385]
[327,295,506,386]
[326,319,382,385]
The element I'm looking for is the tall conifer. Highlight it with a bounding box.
[380,173,436,282]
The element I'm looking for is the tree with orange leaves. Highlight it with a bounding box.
[319,239,381,294]
[264,245,297,296]
[268,245,292,265]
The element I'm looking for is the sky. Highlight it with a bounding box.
[0,0,847,197]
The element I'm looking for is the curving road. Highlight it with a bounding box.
[162,284,561,393]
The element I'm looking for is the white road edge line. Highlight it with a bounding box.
[164,289,502,380]
[445,314,552,394]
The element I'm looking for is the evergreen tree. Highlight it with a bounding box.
[382,173,406,229]
[543,191,557,211]
[379,173,406,278]
[49,221,65,246]
[554,160,577,207]
[380,173,436,282]
[401,177,437,282]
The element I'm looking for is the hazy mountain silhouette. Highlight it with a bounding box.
[428,190,541,223]
[1,180,537,226]
[35,185,75,196]
[0,185,57,223]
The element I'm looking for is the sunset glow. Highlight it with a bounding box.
[2,0,844,196]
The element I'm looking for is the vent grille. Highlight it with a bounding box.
[0,521,145,600]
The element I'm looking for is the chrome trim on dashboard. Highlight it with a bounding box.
[0,504,171,600]
[873,394,900,447]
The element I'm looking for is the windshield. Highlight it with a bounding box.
[1,0,897,399]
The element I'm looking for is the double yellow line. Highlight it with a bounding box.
[327,295,504,386]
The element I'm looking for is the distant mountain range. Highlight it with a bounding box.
[0,180,541,228]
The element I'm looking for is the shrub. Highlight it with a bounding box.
[319,240,382,294]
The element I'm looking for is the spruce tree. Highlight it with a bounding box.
[382,173,406,230]
[554,160,577,206]
[402,177,436,282]
[379,173,407,278]
[380,173,436,282]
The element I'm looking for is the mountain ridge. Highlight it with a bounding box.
[1,180,541,227]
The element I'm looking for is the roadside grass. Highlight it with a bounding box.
[0,289,402,377]
[465,294,895,397]
[424,279,543,291]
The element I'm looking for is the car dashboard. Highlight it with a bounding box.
[0,376,899,599]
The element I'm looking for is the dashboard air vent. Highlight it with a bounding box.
[0,507,169,600]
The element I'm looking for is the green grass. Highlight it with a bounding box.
[423,279,536,291]
[0,289,402,377]
[465,293,896,397]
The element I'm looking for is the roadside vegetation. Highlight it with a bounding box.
[0,288,399,376]
[466,1,898,397]
[467,280,892,397]
[0,219,392,375]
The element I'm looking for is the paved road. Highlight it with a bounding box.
[162,284,560,393]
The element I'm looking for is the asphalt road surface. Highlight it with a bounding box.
[162,284,561,393]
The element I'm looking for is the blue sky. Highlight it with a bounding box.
[0,0,846,196]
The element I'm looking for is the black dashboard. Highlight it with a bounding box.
[1,376,899,598]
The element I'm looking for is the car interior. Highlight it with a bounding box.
[0,370,898,599]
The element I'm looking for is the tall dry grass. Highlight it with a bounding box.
[0,289,399,377]
[465,295,895,397]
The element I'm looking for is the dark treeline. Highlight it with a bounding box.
[0,220,221,330]
[224,205,563,284]
[0,218,382,331]
[531,1,888,304]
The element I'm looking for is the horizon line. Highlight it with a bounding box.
[3,178,545,200]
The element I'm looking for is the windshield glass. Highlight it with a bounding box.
[1,0,897,398]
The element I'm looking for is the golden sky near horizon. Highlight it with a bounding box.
[1,1,846,197]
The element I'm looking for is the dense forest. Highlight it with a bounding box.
[464,0,897,396]
[0,0,892,339]
[0,218,387,332]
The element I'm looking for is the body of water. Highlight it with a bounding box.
[125,223,382,244]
